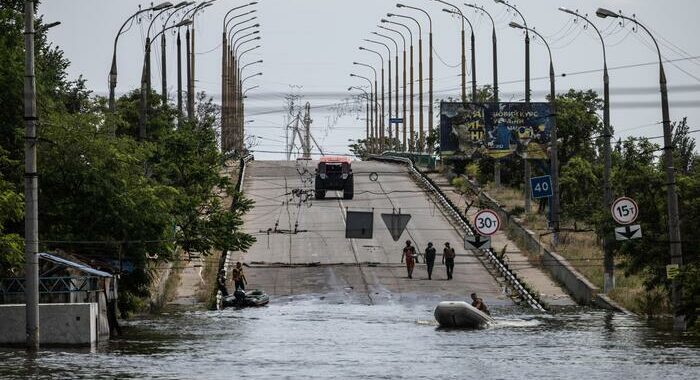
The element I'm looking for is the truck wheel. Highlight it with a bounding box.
[343,177,354,200]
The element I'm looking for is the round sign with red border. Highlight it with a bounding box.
[611,197,639,225]
[474,209,501,236]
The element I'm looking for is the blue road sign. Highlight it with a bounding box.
[389,118,404,124]
[530,175,553,199]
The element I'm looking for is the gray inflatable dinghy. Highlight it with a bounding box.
[434,301,494,328]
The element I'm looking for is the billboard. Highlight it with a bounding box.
[440,102,553,160]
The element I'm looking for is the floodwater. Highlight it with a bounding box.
[1,298,699,379]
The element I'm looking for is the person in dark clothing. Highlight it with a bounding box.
[471,293,491,315]
[233,262,248,290]
[217,269,229,297]
[442,242,456,280]
[402,240,416,279]
[424,242,437,280]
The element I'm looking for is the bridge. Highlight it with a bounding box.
[231,159,528,306]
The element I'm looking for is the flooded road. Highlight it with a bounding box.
[1,299,698,379]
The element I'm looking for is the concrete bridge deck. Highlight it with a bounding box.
[230,160,511,306]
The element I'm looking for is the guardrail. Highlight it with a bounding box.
[369,154,546,311]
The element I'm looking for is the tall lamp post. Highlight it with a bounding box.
[372,31,400,150]
[596,7,685,331]
[442,8,476,100]
[558,7,613,289]
[234,39,261,152]
[465,2,501,186]
[186,1,215,121]
[227,19,259,150]
[140,19,193,139]
[359,47,386,152]
[223,2,258,153]
[351,74,376,152]
[160,2,192,105]
[109,2,173,113]
[365,38,393,143]
[379,24,407,151]
[382,18,414,151]
[349,86,372,146]
[398,3,433,155]
[434,0,466,102]
[389,12,425,152]
[495,0,532,213]
[353,62,378,151]
[508,21,559,253]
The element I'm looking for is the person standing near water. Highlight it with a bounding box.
[442,242,456,280]
[424,242,436,280]
[234,262,248,290]
[401,240,416,279]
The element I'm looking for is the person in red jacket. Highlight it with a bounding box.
[401,240,416,279]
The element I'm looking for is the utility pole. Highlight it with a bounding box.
[187,23,195,121]
[185,27,192,120]
[23,0,40,350]
[177,30,183,121]
[303,102,312,159]
[161,33,168,105]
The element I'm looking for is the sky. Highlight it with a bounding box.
[38,0,700,160]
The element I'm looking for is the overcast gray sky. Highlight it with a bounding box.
[39,0,700,159]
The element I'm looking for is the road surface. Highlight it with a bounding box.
[231,160,511,306]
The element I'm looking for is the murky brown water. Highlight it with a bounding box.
[1,298,699,379]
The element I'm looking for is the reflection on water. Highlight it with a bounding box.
[1,299,698,379]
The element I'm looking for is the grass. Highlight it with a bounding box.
[472,182,663,315]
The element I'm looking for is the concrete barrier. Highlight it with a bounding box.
[0,303,98,347]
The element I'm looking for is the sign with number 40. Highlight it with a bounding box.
[611,197,639,225]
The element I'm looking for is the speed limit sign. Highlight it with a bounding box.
[474,209,501,236]
[611,197,639,225]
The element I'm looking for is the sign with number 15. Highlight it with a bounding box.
[611,197,639,225]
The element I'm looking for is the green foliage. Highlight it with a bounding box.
[559,156,599,223]
[0,8,255,315]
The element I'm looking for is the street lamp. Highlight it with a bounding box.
[244,85,260,97]
[140,19,192,139]
[558,7,614,291]
[225,16,258,151]
[382,18,414,151]
[360,46,386,151]
[372,30,401,150]
[508,21,560,256]
[596,7,685,331]
[353,62,378,149]
[365,38,393,143]
[398,3,434,155]
[109,2,173,113]
[351,73,377,151]
[185,1,215,121]
[379,24,407,150]
[441,7,476,101]
[495,0,532,213]
[465,3,498,101]
[466,2,502,187]
[159,2,193,105]
[434,0,467,102]
[389,12,425,152]
[349,86,372,145]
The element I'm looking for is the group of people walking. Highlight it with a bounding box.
[402,240,456,280]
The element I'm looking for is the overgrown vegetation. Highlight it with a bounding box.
[0,1,255,314]
[441,88,699,329]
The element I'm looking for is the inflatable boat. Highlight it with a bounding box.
[223,289,270,308]
[434,301,494,329]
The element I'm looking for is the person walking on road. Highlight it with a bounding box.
[425,242,436,280]
[402,240,416,279]
[442,242,456,280]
